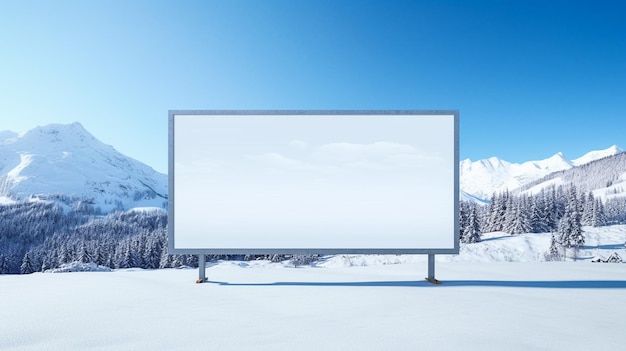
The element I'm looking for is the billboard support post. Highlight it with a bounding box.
[197,255,206,284]
[426,254,442,284]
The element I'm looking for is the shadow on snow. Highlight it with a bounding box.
[581,243,625,251]
[206,279,626,289]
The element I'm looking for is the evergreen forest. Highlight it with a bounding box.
[2,182,626,274]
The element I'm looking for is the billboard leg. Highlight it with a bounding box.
[196,254,207,284]
[425,254,441,284]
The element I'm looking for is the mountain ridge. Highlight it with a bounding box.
[460,145,624,201]
[1,122,622,209]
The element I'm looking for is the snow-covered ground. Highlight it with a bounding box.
[1,226,625,351]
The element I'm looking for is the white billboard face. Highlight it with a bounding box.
[169,111,459,254]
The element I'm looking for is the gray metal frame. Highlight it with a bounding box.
[168,110,460,257]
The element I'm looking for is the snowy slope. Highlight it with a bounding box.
[320,225,626,265]
[461,145,623,201]
[0,122,167,212]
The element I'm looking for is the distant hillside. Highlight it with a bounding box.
[517,152,626,201]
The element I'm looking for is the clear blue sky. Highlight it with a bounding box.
[1,0,624,173]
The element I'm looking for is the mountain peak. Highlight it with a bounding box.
[608,144,623,153]
[542,151,567,162]
[537,152,573,169]
[0,122,167,212]
[9,122,101,152]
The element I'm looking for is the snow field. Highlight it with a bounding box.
[1,260,625,351]
[2,225,625,350]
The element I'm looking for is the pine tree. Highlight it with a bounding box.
[59,244,71,265]
[143,235,162,269]
[158,231,172,268]
[546,233,561,261]
[554,185,567,222]
[461,202,481,243]
[502,194,515,233]
[171,254,187,268]
[486,192,507,232]
[159,250,173,269]
[20,253,34,274]
[132,236,145,268]
[591,199,607,227]
[529,196,547,233]
[506,196,531,234]
[117,242,132,269]
[544,188,559,231]
[186,254,198,268]
[581,192,595,226]
[0,254,9,274]
[459,200,469,240]
[106,255,115,269]
[558,185,584,260]
[78,241,93,263]
[94,246,106,266]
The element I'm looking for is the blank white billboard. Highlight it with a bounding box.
[168,111,459,254]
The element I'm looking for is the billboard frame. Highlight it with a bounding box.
[169,110,459,282]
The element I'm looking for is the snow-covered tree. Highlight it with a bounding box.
[78,241,93,263]
[486,192,508,232]
[545,233,561,261]
[459,200,469,239]
[505,196,531,234]
[20,253,34,274]
[558,185,585,260]
[461,202,481,243]
[529,196,548,233]
[116,241,133,269]
[159,249,173,269]
[605,197,626,224]
[590,199,607,227]
[94,246,106,266]
[0,255,9,274]
[143,233,162,269]
[171,254,187,268]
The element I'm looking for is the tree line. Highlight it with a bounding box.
[0,201,183,274]
[460,183,626,259]
[0,198,314,274]
[3,182,626,274]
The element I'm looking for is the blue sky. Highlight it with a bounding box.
[1,0,624,173]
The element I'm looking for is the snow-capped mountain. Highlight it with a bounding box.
[461,145,624,201]
[0,122,167,212]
